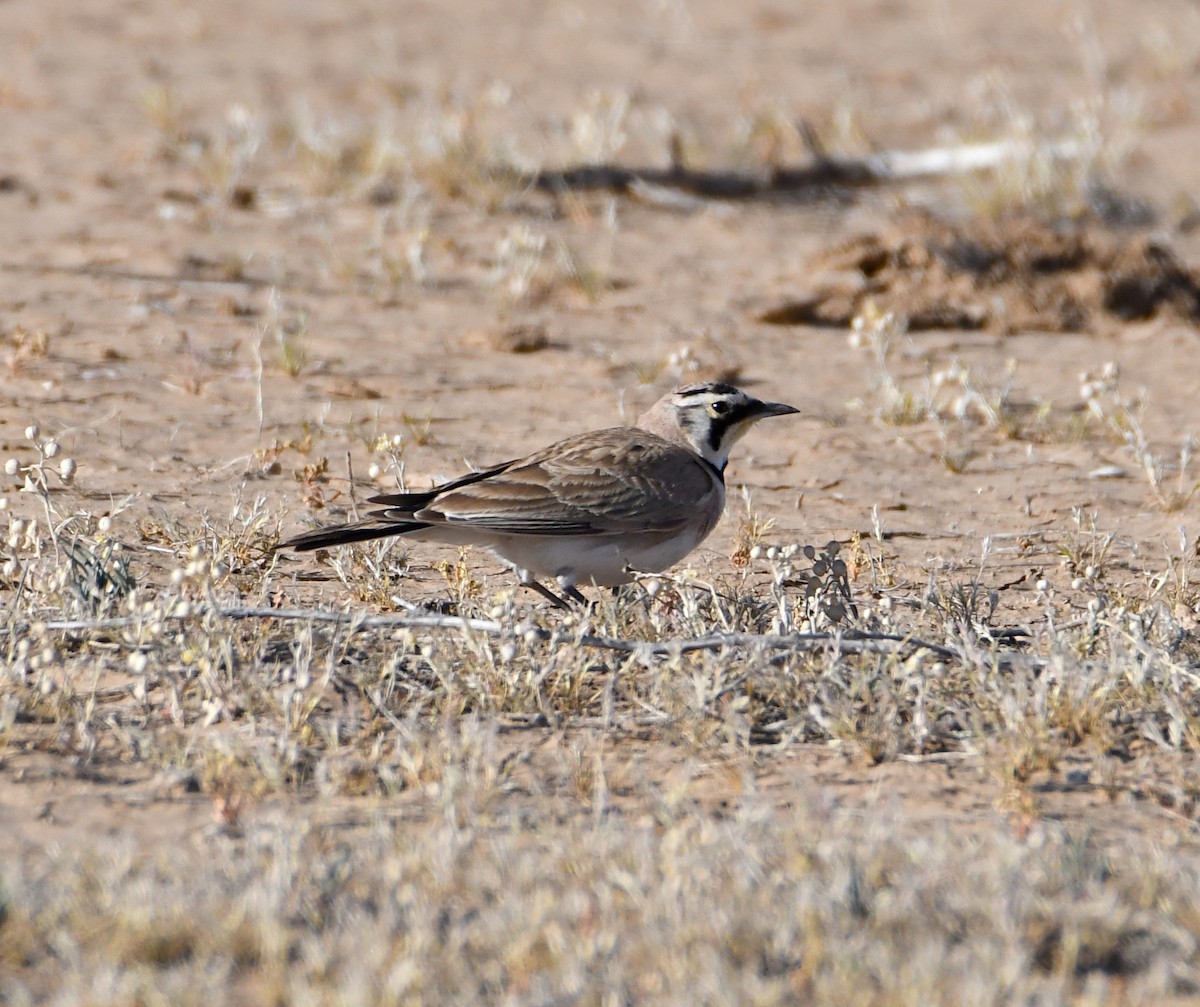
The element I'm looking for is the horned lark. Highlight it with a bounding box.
[279,381,798,606]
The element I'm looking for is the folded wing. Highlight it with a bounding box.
[373,429,716,537]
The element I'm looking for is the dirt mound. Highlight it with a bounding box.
[759,214,1200,333]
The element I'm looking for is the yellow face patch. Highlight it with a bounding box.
[722,417,755,447]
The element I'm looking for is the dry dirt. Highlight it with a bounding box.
[759,211,1200,332]
[4,0,1200,1000]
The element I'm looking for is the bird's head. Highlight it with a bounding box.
[637,381,799,472]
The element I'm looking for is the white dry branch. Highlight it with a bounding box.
[0,603,1038,666]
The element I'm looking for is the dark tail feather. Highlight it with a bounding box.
[367,489,440,510]
[367,462,506,509]
[277,519,428,553]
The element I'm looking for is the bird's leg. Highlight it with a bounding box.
[562,584,590,606]
[552,574,592,608]
[517,569,572,609]
[516,569,591,609]
[524,579,572,609]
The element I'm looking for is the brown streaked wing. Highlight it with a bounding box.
[416,428,716,536]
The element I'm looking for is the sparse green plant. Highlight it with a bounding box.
[359,208,435,302]
[1145,528,1198,612]
[409,91,527,210]
[400,412,434,446]
[367,432,407,487]
[850,308,1047,454]
[555,240,609,302]
[293,455,333,511]
[729,500,775,570]
[325,538,410,607]
[936,429,977,473]
[270,295,309,378]
[436,550,487,613]
[629,339,744,389]
[140,84,186,146]
[3,423,78,558]
[61,537,136,615]
[849,302,930,426]
[1077,362,1200,512]
[5,324,52,373]
[569,90,630,162]
[785,541,857,631]
[1058,507,1115,582]
[951,68,1139,221]
[490,224,549,305]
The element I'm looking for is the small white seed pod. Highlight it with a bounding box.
[24,424,40,441]
[59,457,77,482]
[43,440,60,458]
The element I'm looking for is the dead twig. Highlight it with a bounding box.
[2,603,1028,665]
[534,138,1081,201]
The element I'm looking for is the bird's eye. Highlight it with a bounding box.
[709,401,729,415]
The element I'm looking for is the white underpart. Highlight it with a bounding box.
[499,521,716,587]
[408,502,722,588]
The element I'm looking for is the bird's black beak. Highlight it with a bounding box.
[747,398,800,420]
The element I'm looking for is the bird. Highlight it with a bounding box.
[278,381,798,607]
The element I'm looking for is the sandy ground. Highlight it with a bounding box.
[4,0,1200,964]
